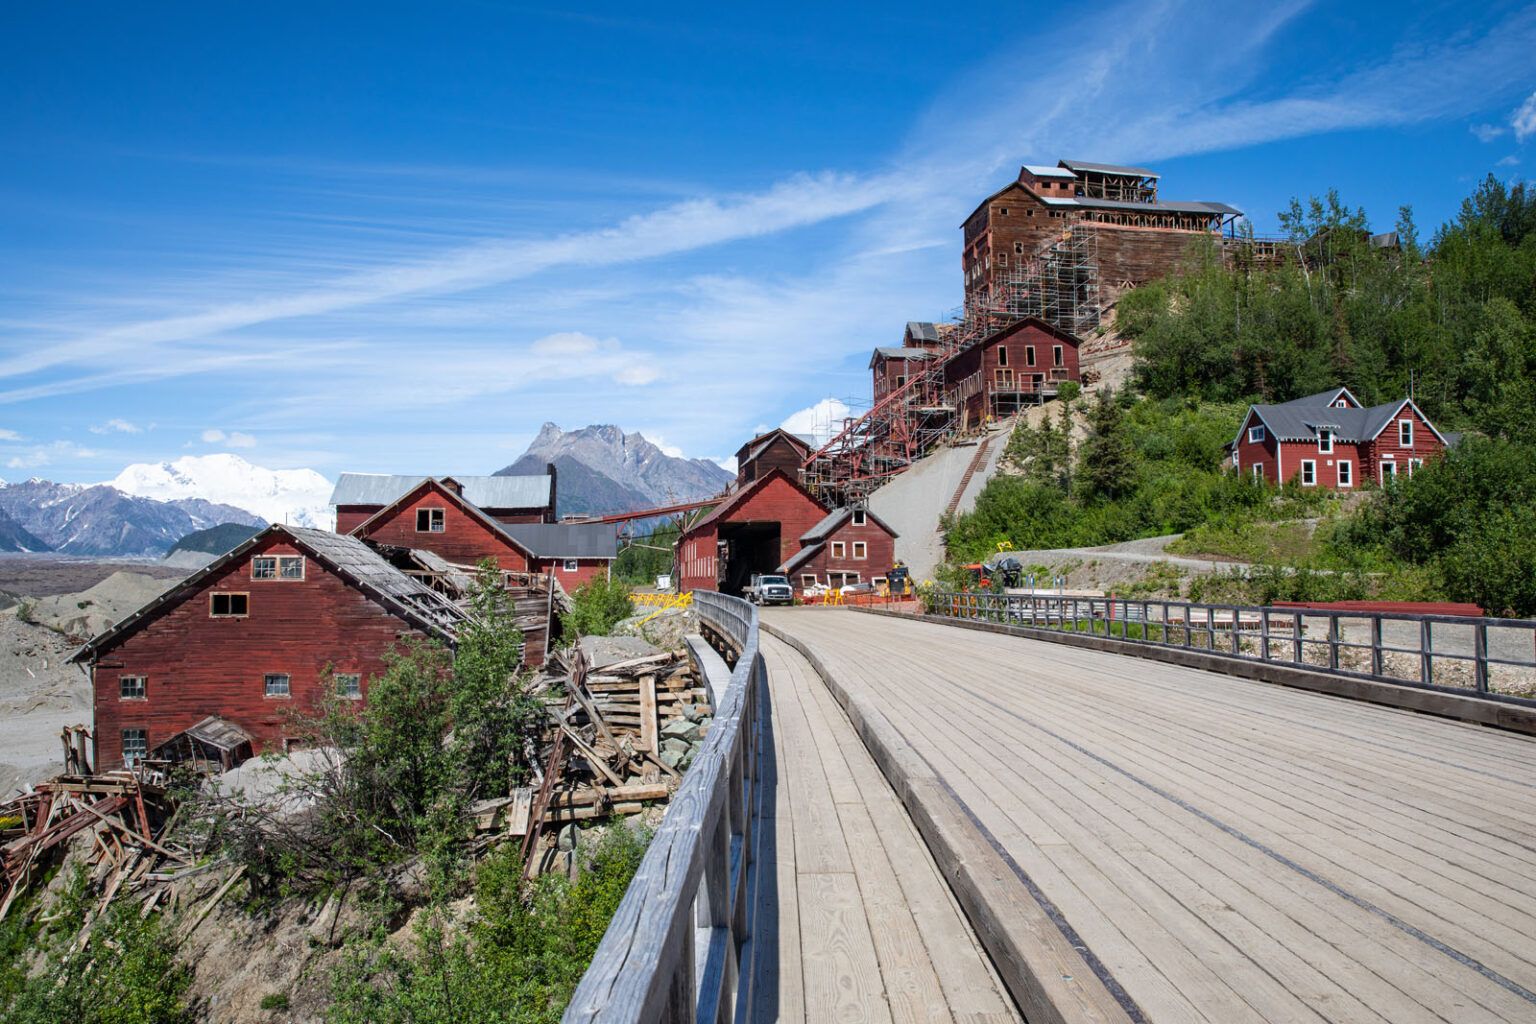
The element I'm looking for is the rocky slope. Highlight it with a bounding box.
[498,423,731,516]
[0,479,265,557]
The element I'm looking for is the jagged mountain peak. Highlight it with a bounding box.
[498,423,731,514]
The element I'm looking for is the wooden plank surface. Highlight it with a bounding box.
[751,635,1020,1023]
[764,609,1536,1024]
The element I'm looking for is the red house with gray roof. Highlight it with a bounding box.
[677,469,829,595]
[1231,387,1449,489]
[72,525,466,769]
[331,469,555,533]
[779,507,898,591]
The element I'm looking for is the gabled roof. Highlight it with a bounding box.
[500,522,620,559]
[347,478,538,558]
[71,525,468,663]
[1236,389,1446,447]
[984,315,1084,347]
[330,472,552,509]
[868,346,938,368]
[961,179,1033,227]
[684,468,828,537]
[905,321,942,343]
[1059,159,1159,178]
[779,543,823,575]
[800,507,898,544]
[735,428,815,465]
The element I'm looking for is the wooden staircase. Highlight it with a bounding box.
[943,433,997,521]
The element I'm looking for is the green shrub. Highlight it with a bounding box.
[560,576,635,638]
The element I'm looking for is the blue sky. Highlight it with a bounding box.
[2,0,1534,481]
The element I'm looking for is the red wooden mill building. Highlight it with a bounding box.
[73,525,467,769]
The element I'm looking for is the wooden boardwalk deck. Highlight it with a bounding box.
[762,609,1536,1024]
[752,633,1020,1023]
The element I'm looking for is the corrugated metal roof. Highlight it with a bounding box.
[799,506,898,543]
[871,346,937,360]
[1022,164,1076,178]
[500,522,619,559]
[330,473,551,509]
[1059,159,1160,178]
[905,321,941,342]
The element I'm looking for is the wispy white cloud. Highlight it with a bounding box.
[202,428,257,448]
[89,418,142,434]
[6,441,101,469]
[1472,123,1506,143]
[1514,90,1536,143]
[0,428,22,442]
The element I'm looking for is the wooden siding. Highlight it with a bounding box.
[790,516,898,588]
[351,482,532,571]
[944,319,1081,426]
[1236,404,1446,490]
[679,473,829,593]
[534,556,610,589]
[93,535,431,768]
[739,435,809,486]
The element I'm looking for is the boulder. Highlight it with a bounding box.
[661,718,701,742]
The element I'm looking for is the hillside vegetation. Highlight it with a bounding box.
[948,175,1536,614]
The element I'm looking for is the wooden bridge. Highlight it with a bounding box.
[567,596,1536,1023]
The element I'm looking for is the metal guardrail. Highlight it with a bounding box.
[932,592,1536,707]
[565,591,764,1024]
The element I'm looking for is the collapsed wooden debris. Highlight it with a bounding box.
[498,645,714,875]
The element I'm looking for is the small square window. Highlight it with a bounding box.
[1014,242,1024,254]
[279,556,304,579]
[264,673,291,698]
[852,541,867,559]
[210,592,249,617]
[1248,425,1266,444]
[120,675,146,700]
[251,556,277,580]
[335,673,362,699]
[801,574,817,587]
[563,559,579,572]
[830,541,846,559]
[122,728,148,764]
[999,207,1008,215]
[416,508,446,533]
[852,510,866,526]
[1300,460,1316,487]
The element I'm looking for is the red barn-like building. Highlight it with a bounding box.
[348,477,538,572]
[677,470,829,594]
[734,429,813,488]
[72,525,465,770]
[943,317,1082,426]
[331,470,555,534]
[1231,387,1449,489]
[779,507,898,591]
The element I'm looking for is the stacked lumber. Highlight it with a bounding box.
[0,771,188,921]
[490,647,714,873]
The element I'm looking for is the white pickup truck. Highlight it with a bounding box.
[743,573,795,606]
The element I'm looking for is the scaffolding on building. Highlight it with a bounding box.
[802,227,1103,506]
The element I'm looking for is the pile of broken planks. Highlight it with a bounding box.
[479,646,714,874]
[0,771,191,921]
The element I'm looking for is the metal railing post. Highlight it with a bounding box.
[1231,606,1241,655]
[1328,615,1340,671]
[1260,608,1270,661]
[1420,619,1433,687]
[1370,616,1383,677]
[1474,622,1489,693]
[1292,613,1302,664]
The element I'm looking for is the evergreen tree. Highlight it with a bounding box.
[1076,388,1136,502]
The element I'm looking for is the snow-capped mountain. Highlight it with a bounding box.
[0,479,265,556]
[109,454,335,529]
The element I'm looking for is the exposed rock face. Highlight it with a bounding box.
[0,479,265,557]
[497,423,731,515]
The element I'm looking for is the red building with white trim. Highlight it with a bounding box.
[1231,387,1450,489]
[72,525,465,769]
[677,470,830,595]
[779,507,898,591]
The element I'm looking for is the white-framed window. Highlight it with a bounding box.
[210,592,249,617]
[1382,460,1398,482]
[1337,460,1353,487]
[1409,457,1424,475]
[1248,425,1266,444]
[801,574,817,588]
[264,673,291,698]
[1399,420,1413,447]
[830,541,846,559]
[1252,463,1264,481]
[252,555,304,580]
[873,577,887,587]
[562,558,579,572]
[122,728,148,765]
[1053,345,1064,366]
[120,675,146,700]
[830,572,861,588]
[1025,346,1036,367]
[852,509,866,526]
[335,673,362,699]
[1300,460,1316,487]
[416,507,446,532]
[1318,430,1333,454]
[852,541,867,559]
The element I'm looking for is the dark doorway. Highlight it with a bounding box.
[717,521,782,595]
